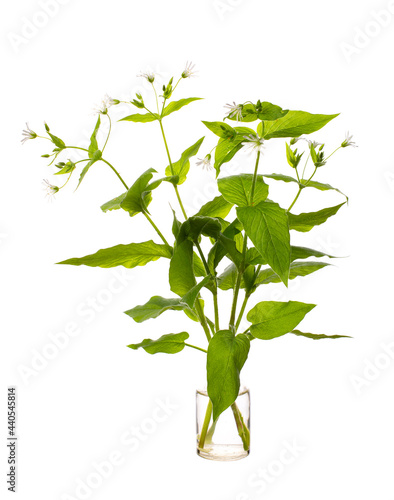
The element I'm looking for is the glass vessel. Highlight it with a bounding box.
[196,386,250,461]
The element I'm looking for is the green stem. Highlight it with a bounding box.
[235,293,250,333]
[198,400,213,449]
[231,402,250,451]
[213,293,220,332]
[287,186,302,212]
[102,114,112,153]
[142,212,170,247]
[100,159,129,190]
[185,343,207,354]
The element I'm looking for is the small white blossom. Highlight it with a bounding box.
[182,61,197,79]
[42,179,59,200]
[21,123,37,144]
[341,131,357,148]
[307,139,322,148]
[224,102,243,121]
[93,94,115,115]
[137,71,155,83]
[196,154,212,171]
[243,134,265,154]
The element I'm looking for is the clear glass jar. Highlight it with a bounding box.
[196,386,250,461]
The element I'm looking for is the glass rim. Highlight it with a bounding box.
[196,386,249,397]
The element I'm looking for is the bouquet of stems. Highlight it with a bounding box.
[24,62,355,454]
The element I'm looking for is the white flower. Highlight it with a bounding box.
[243,134,265,154]
[196,154,212,171]
[182,61,197,79]
[42,179,59,200]
[93,94,115,115]
[306,139,322,148]
[21,123,37,144]
[137,71,155,83]
[341,131,357,148]
[224,102,243,121]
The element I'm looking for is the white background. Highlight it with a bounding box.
[1,0,394,499]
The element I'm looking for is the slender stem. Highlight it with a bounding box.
[249,151,261,204]
[151,83,160,114]
[301,153,310,179]
[231,403,250,451]
[235,293,250,333]
[185,343,207,354]
[100,159,129,190]
[158,120,188,219]
[102,114,112,153]
[324,146,341,162]
[198,400,213,449]
[65,146,89,152]
[287,186,302,212]
[195,242,210,276]
[213,293,220,332]
[143,212,170,247]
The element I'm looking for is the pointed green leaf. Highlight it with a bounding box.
[261,111,339,139]
[47,132,66,149]
[120,168,156,216]
[76,154,101,189]
[290,246,337,261]
[88,115,101,159]
[237,201,290,286]
[125,296,188,323]
[207,330,250,421]
[288,203,346,232]
[218,174,269,207]
[291,330,351,340]
[169,239,195,297]
[162,97,202,117]
[54,161,76,175]
[165,137,205,184]
[128,332,189,354]
[202,121,236,138]
[247,301,316,339]
[120,112,159,123]
[263,173,298,183]
[300,179,348,200]
[214,137,244,177]
[57,240,172,269]
[195,195,233,218]
[182,275,212,308]
[101,192,127,212]
[254,261,330,287]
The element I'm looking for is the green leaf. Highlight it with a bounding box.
[291,330,351,340]
[101,192,127,212]
[178,216,222,243]
[171,208,182,238]
[195,195,233,218]
[290,246,337,261]
[288,203,346,232]
[54,161,76,175]
[263,173,298,183]
[218,174,269,207]
[214,137,244,177]
[299,179,348,200]
[202,121,236,138]
[169,239,196,297]
[47,132,66,149]
[165,137,205,184]
[88,115,101,159]
[58,240,173,269]
[120,168,156,216]
[125,296,188,323]
[76,156,101,189]
[237,201,290,286]
[120,112,159,123]
[207,220,243,271]
[261,111,339,139]
[128,332,189,354]
[247,301,316,340]
[256,101,288,121]
[124,277,211,323]
[162,98,202,117]
[254,261,330,287]
[207,330,250,421]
